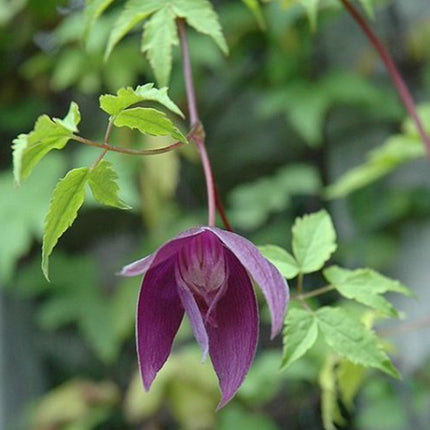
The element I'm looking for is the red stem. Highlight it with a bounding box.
[339,0,430,158]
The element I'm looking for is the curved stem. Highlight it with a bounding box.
[178,18,217,226]
[91,118,114,168]
[72,134,184,155]
[214,182,233,232]
[339,0,430,158]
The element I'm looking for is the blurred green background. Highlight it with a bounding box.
[1,0,430,429]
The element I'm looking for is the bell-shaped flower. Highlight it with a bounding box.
[121,226,289,408]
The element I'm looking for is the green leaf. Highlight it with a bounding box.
[89,160,131,209]
[258,245,299,279]
[12,102,80,184]
[241,0,266,29]
[114,107,187,143]
[358,0,375,18]
[319,355,345,430]
[141,7,178,87]
[105,0,160,60]
[100,84,184,117]
[83,0,116,39]
[324,266,412,317]
[282,308,318,369]
[324,135,426,200]
[172,0,228,54]
[42,168,90,280]
[315,307,400,378]
[298,0,320,31]
[292,210,337,273]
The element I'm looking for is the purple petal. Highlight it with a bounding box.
[136,257,184,390]
[208,227,289,338]
[207,250,259,409]
[120,227,204,277]
[175,264,209,361]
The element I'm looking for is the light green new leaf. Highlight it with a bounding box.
[282,308,318,369]
[319,355,345,430]
[172,0,228,54]
[141,7,178,87]
[324,266,412,317]
[105,0,160,60]
[42,168,90,280]
[12,102,80,184]
[84,0,116,39]
[298,0,320,30]
[100,84,183,117]
[358,0,375,18]
[258,245,299,279]
[114,107,187,143]
[336,359,366,410]
[292,210,337,274]
[316,307,400,378]
[89,160,131,209]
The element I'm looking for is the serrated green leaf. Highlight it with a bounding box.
[141,7,178,87]
[114,107,187,143]
[282,308,318,369]
[89,160,130,209]
[241,0,266,29]
[316,307,400,378]
[172,0,228,54]
[336,359,366,410]
[105,0,160,60]
[258,245,299,279]
[42,168,90,280]
[324,266,412,317]
[292,210,337,274]
[84,0,116,39]
[319,355,345,430]
[12,103,80,184]
[100,84,183,117]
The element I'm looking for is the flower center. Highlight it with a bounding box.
[177,232,227,296]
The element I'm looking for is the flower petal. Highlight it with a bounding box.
[120,227,204,277]
[207,250,259,409]
[175,264,209,361]
[136,257,184,390]
[208,227,289,338]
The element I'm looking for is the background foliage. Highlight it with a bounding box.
[1,0,430,429]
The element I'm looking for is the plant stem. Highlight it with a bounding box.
[177,18,216,227]
[91,118,114,168]
[339,0,430,158]
[72,134,185,156]
[292,285,335,301]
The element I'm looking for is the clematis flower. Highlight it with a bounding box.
[121,226,289,408]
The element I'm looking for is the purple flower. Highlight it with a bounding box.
[121,226,289,408]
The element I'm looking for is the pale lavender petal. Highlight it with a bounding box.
[136,258,184,390]
[207,250,258,409]
[175,264,209,361]
[208,227,289,338]
[120,227,204,277]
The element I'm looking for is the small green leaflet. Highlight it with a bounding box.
[42,168,90,280]
[12,102,80,185]
[282,308,318,369]
[324,265,412,318]
[100,84,184,117]
[258,245,299,279]
[292,209,337,274]
[315,306,400,378]
[83,0,116,39]
[89,160,131,210]
[105,0,228,86]
[336,359,366,410]
[142,7,178,87]
[114,107,187,143]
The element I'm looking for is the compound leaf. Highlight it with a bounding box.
[42,168,90,280]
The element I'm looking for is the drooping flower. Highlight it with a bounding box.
[121,226,289,408]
